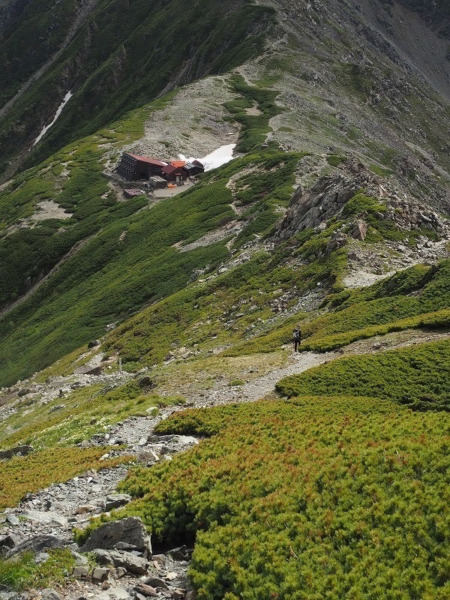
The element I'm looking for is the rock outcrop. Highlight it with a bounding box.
[80,517,152,556]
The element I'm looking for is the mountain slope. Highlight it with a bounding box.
[0,0,274,177]
[0,1,449,594]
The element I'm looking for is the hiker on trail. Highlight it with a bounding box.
[293,325,302,352]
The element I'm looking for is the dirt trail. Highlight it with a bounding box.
[1,329,448,599]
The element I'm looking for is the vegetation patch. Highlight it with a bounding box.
[225,74,282,152]
[0,548,75,591]
[79,396,449,599]
[277,338,450,411]
[0,448,128,509]
[228,260,450,355]
[0,382,184,450]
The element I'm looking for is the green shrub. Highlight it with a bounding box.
[80,396,450,600]
[277,338,450,411]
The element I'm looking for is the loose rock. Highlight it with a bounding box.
[80,517,151,556]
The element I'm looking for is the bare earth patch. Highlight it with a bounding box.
[32,200,73,222]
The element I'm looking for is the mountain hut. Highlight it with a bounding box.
[117,153,167,181]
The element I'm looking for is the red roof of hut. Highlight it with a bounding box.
[128,154,167,167]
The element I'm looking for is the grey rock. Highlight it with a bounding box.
[86,366,103,376]
[7,535,67,557]
[81,517,151,556]
[151,554,167,567]
[94,549,148,575]
[351,219,368,241]
[92,567,110,583]
[34,552,50,564]
[134,584,157,598]
[144,576,169,590]
[23,510,68,528]
[0,534,22,555]
[168,546,191,561]
[41,590,62,600]
[105,494,131,511]
[5,515,20,526]
[73,566,89,579]
[71,550,88,566]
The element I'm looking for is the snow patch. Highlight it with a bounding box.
[180,144,236,172]
[33,91,73,146]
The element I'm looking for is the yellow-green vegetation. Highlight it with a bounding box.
[0,548,75,591]
[79,396,449,600]
[0,381,184,450]
[151,352,288,397]
[277,339,450,412]
[227,260,450,355]
[0,448,128,509]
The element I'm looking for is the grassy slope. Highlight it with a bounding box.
[277,338,450,411]
[0,0,274,175]
[226,260,450,356]
[77,392,449,600]
[0,72,296,386]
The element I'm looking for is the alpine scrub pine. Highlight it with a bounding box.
[82,395,450,600]
[277,338,450,411]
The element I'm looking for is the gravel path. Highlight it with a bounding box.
[198,350,337,407]
[1,332,449,600]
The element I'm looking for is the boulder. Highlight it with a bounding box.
[144,576,169,590]
[7,535,67,557]
[0,534,22,555]
[351,219,368,241]
[326,232,348,254]
[104,494,131,511]
[167,546,191,561]
[73,566,89,579]
[23,510,68,528]
[5,515,19,526]
[80,517,151,556]
[88,340,101,348]
[86,366,103,376]
[134,584,157,598]
[41,590,62,600]
[93,549,148,575]
[92,567,110,583]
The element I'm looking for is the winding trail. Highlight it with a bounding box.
[1,329,449,599]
